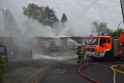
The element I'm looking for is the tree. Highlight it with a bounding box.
[61,13,67,23]
[108,28,124,37]
[23,3,59,26]
[92,21,110,34]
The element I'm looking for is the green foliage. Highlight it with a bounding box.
[108,28,124,37]
[23,3,59,26]
[61,13,67,23]
[91,21,124,37]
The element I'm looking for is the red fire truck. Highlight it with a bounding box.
[84,32,124,60]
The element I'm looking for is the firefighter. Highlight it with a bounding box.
[0,55,5,83]
[77,43,85,63]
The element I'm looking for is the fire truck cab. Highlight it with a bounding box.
[84,33,124,60]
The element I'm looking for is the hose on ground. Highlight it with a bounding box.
[111,64,124,83]
[111,64,124,74]
[94,63,116,83]
[113,70,116,83]
[78,63,100,83]
[78,62,119,83]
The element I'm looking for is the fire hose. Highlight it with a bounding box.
[111,64,124,83]
[78,62,124,83]
[111,64,124,74]
[78,63,100,83]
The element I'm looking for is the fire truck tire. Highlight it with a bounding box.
[77,61,80,63]
[104,51,112,61]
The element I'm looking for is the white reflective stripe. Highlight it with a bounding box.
[86,49,111,58]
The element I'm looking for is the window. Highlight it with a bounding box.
[85,38,98,45]
[107,38,110,43]
[100,37,106,45]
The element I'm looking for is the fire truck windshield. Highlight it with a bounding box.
[85,38,98,45]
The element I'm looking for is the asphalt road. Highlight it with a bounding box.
[39,61,124,83]
[39,64,91,83]
[4,58,58,83]
[4,58,124,83]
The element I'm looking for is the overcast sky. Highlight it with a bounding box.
[2,0,124,32]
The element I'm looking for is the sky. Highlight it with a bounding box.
[2,0,124,33]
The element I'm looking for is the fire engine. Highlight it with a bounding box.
[84,31,124,60]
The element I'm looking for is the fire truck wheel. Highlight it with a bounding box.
[77,61,80,63]
[85,56,92,62]
[104,51,112,61]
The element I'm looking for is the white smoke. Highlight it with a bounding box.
[0,0,4,8]
[58,22,90,36]
[0,0,4,31]
[3,1,91,59]
[4,9,87,59]
[4,9,57,58]
[23,19,56,37]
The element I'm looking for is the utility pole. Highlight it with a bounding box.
[120,0,124,24]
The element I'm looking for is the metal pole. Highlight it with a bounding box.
[120,0,124,24]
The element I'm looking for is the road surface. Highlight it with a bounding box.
[4,58,124,83]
